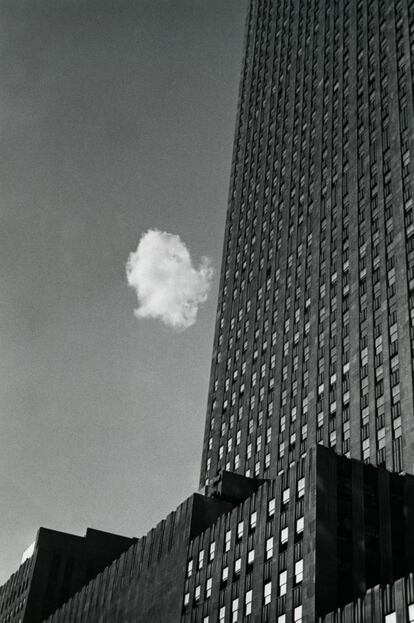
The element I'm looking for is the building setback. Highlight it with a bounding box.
[181,447,414,622]
[0,528,136,623]
[2,0,414,621]
[44,476,264,623]
[42,447,414,623]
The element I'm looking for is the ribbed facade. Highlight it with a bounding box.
[200,0,414,487]
[319,572,414,623]
[0,558,34,623]
[0,529,136,623]
[182,447,414,623]
[39,447,414,623]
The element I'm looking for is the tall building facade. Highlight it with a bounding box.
[200,0,414,486]
[2,1,414,621]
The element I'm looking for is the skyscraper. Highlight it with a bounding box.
[200,0,414,487]
[3,0,414,621]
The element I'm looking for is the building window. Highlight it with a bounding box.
[219,606,226,623]
[294,605,303,623]
[282,488,290,504]
[245,589,253,615]
[232,597,239,623]
[250,511,257,530]
[195,585,201,601]
[408,604,414,622]
[268,498,276,517]
[187,559,193,578]
[222,566,229,582]
[206,577,212,598]
[385,614,397,623]
[225,530,232,552]
[184,592,190,607]
[265,536,274,560]
[264,581,272,605]
[198,549,204,569]
[296,517,304,534]
[297,477,305,497]
[278,616,286,623]
[362,438,370,461]
[280,527,289,544]
[209,541,216,561]
[237,520,244,539]
[279,570,287,596]
[234,557,241,575]
[247,548,255,565]
[295,559,303,584]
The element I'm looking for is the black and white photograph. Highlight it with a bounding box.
[1,1,414,622]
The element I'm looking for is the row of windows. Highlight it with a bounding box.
[202,0,414,486]
[184,575,304,620]
[189,600,302,623]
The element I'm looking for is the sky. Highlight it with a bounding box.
[0,0,247,583]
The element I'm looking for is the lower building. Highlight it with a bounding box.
[319,572,414,623]
[33,446,414,623]
[180,447,414,623]
[44,474,264,623]
[0,527,136,623]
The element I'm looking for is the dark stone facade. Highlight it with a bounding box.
[40,448,414,623]
[44,477,264,623]
[319,572,414,623]
[200,0,414,486]
[0,528,136,623]
[313,448,414,617]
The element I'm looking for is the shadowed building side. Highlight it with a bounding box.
[0,528,136,623]
[44,476,264,623]
[42,447,414,623]
[319,572,414,623]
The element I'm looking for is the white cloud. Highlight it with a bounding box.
[126,229,213,330]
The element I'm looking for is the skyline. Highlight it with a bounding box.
[0,0,247,583]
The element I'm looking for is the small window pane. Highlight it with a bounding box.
[280,527,289,544]
[279,570,287,596]
[245,589,253,615]
[264,581,272,604]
